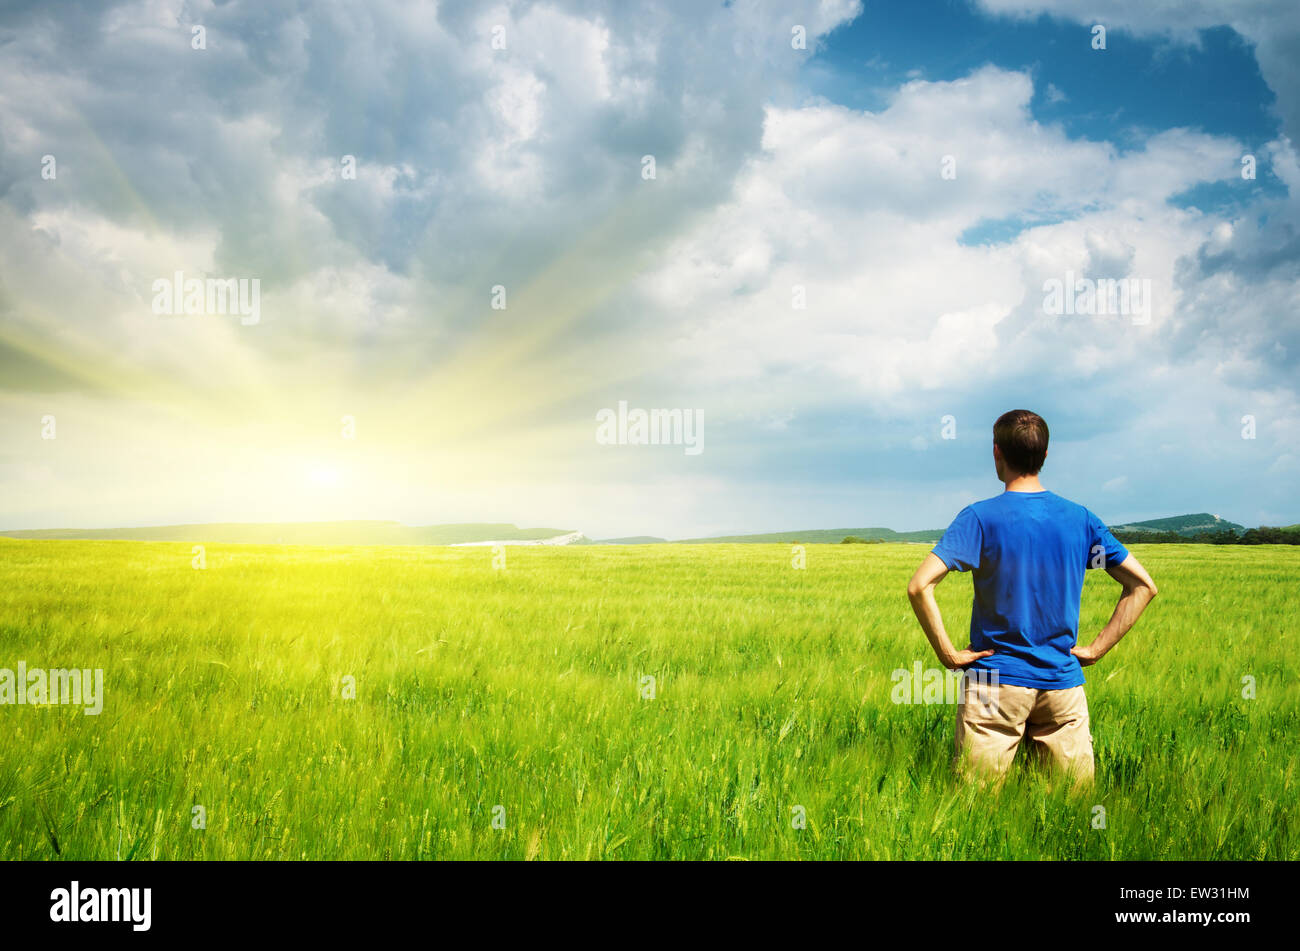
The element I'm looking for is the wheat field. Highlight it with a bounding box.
[1,539,1294,860]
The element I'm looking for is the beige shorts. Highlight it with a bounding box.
[954,675,1094,786]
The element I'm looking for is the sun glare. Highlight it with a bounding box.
[306,464,342,489]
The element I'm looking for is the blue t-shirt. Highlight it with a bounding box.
[930,490,1129,689]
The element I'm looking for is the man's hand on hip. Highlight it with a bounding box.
[943,646,995,670]
[1071,642,1102,666]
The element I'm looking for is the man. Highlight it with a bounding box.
[906,409,1158,786]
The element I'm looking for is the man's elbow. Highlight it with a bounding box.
[1131,579,1158,600]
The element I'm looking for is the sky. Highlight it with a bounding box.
[0,0,1297,539]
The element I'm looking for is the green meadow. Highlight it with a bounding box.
[0,539,1295,860]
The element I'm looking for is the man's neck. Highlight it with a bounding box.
[1003,473,1045,493]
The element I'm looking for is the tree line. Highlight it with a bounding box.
[1111,527,1300,545]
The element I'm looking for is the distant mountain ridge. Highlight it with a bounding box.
[584,536,669,545]
[675,526,943,544]
[0,513,1274,547]
[678,513,1250,545]
[1108,513,1245,536]
[0,521,574,546]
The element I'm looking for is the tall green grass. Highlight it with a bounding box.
[0,539,1294,859]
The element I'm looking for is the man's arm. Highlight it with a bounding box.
[907,552,995,670]
[1071,553,1158,666]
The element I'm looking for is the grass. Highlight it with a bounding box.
[0,539,1295,860]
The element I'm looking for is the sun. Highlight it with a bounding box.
[305,464,342,489]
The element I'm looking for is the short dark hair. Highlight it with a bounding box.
[994,409,1049,475]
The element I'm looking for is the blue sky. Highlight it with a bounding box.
[812,4,1273,141]
[810,3,1288,228]
[0,0,1297,537]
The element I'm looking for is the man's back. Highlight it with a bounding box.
[908,409,1158,786]
[931,490,1129,689]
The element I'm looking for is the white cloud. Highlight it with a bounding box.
[641,67,1245,410]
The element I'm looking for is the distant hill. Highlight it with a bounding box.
[676,527,942,544]
[585,536,669,545]
[1,513,1276,548]
[675,512,1258,545]
[0,522,574,546]
[1108,513,1245,536]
